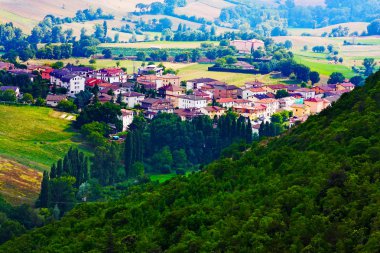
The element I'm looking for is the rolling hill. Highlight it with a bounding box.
[0,0,327,33]
[0,105,87,171]
[1,70,379,251]
[0,0,160,32]
[288,22,370,37]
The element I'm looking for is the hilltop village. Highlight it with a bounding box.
[0,58,355,136]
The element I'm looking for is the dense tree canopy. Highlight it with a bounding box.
[2,72,380,252]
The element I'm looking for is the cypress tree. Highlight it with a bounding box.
[83,157,89,181]
[37,171,50,208]
[105,227,115,253]
[259,122,264,137]
[124,132,134,178]
[50,164,57,179]
[231,116,237,140]
[71,149,79,181]
[246,119,253,143]
[57,159,63,177]
[76,152,84,188]
[63,155,70,175]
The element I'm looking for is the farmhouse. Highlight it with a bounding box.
[230,39,265,54]
[46,94,67,107]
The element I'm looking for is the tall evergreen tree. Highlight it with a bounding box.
[246,119,252,143]
[124,132,134,178]
[57,159,63,177]
[36,171,50,208]
[50,164,57,179]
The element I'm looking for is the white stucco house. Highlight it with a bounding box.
[60,75,86,96]
[121,92,145,108]
[120,109,134,132]
[178,95,209,109]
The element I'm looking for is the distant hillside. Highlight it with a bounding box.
[1,71,380,252]
[0,0,158,31]
[289,22,370,36]
[0,0,327,32]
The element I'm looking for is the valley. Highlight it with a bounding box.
[0,0,379,251]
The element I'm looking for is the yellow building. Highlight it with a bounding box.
[201,106,226,119]
[291,104,311,117]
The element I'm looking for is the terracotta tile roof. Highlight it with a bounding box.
[217,98,235,103]
[305,98,324,103]
[122,92,145,97]
[46,94,67,102]
[249,88,266,92]
[202,106,225,112]
[259,98,278,103]
[121,109,134,116]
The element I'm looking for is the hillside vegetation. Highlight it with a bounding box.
[1,71,380,252]
[0,105,86,171]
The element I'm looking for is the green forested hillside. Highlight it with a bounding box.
[1,72,380,252]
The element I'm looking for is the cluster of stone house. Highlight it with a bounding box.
[0,61,356,134]
[49,66,129,97]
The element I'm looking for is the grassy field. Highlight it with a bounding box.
[288,22,369,36]
[0,157,42,205]
[176,63,282,86]
[0,105,88,171]
[275,34,380,78]
[0,9,37,32]
[294,55,355,78]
